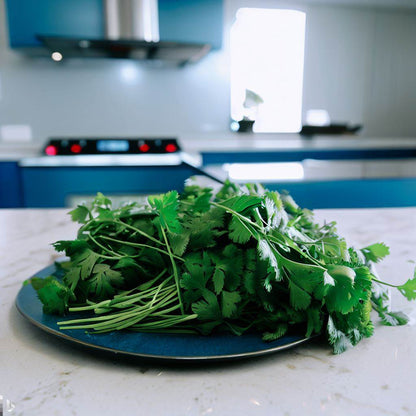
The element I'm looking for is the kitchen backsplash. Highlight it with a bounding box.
[0,0,416,143]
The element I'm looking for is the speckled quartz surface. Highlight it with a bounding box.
[1,207,416,416]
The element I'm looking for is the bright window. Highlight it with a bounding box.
[230,8,306,133]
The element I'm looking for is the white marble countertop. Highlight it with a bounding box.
[1,207,416,416]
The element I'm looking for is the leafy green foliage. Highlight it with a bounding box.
[27,181,416,354]
[27,276,72,315]
[88,264,124,300]
[398,274,416,300]
[69,205,91,224]
[361,243,390,263]
[327,315,352,354]
[148,191,182,233]
[262,323,288,341]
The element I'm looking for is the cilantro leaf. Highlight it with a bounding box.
[148,191,182,233]
[113,257,140,270]
[69,205,91,224]
[229,216,253,244]
[361,243,390,263]
[88,264,124,300]
[289,280,312,310]
[185,208,225,250]
[93,192,112,209]
[382,311,409,326]
[264,192,288,230]
[243,248,257,295]
[72,249,100,280]
[262,323,288,341]
[53,239,89,256]
[63,267,82,292]
[181,185,213,213]
[29,276,71,315]
[212,268,225,295]
[181,252,213,305]
[221,291,241,318]
[257,239,281,281]
[220,195,262,213]
[327,315,352,354]
[191,290,221,321]
[398,275,416,300]
[306,307,323,337]
[325,266,372,315]
[168,231,190,256]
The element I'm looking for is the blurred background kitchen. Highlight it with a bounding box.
[0,0,415,209]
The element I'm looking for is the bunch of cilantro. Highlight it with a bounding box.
[27,181,416,353]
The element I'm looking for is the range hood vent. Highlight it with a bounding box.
[37,0,212,66]
[105,0,160,42]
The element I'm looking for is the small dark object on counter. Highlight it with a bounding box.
[300,124,362,136]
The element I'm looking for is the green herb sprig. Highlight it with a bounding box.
[26,183,416,354]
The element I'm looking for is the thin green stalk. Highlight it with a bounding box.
[87,233,124,258]
[211,202,262,230]
[81,217,164,247]
[372,277,401,289]
[100,235,184,262]
[60,286,180,330]
[131,314,197,329]
[159,226,184,315]
[114,219,164,246]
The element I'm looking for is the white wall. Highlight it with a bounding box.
[0,0,415,143]
[302,4,416,137]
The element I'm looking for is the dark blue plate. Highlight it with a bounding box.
[15,264,310,361]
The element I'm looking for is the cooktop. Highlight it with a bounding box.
[43,137,180,156]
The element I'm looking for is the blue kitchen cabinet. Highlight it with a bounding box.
[5,0,223,50]
[20,164,195,208]
[5,0,104,48]
[159,0,222,49]
[201,148,416,165]
[14,163,416,209]
[266,178,416,210]
[0,162,23,208]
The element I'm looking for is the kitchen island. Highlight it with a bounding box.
[1,207,416,416]
[2,135,416,209]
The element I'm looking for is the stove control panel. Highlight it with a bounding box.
[43,138,180,156]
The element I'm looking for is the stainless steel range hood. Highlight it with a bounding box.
[104,0,160,42]
[37,0,211,66]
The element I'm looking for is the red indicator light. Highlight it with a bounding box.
[45,145,58,156]
[139,143,150,152]
[165,144,177,153]
[70,144,82,154]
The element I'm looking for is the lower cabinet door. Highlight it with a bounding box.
[21,165,195,208]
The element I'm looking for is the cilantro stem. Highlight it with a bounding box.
[159,226,185,315]
[99,235,184,262]
[60,287,180,330]
[87,233,124,258]
[114,219,164,246]
[372,277,401,289]
[83,218,164,247]
[253,208,268,228]
[211,202,262,230]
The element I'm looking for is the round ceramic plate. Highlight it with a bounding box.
[15,264,310,361]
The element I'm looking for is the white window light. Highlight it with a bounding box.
[306,109,331,126]
[226,162,304,182]
[230,8,306,133]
